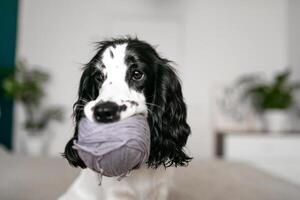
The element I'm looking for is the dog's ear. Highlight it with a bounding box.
[63,65,101,168]
[147,59,192,168]
[63,127,86,168]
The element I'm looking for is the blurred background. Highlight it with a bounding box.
[1,0,300,199]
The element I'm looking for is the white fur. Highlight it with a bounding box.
[58,167,174,200]
[84,44,147,122]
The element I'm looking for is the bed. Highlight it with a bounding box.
[1,147,299,200]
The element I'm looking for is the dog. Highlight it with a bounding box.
[59,37,191,200]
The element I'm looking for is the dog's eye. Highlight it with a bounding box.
[94,73,104,83]
[132,70,144,81]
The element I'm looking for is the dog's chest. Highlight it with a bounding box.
[101,166,173,200]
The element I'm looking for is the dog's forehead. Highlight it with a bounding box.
[101,43,128,70]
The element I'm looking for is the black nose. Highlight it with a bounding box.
[93,101,120,123]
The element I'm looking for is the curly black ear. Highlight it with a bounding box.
[63,64,101,168]
[147,59,192,168]
[63,127,86,168]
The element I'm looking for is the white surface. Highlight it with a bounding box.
[225,133,300,186]
[16,0,291,158]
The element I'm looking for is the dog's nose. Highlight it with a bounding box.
[93,101,120,122]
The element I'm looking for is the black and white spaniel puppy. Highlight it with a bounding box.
[60,37,191,200]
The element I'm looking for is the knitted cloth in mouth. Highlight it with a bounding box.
[73,115,150,178]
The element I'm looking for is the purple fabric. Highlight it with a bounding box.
[73,115,150,177]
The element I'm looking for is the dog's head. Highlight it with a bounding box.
[64,37,191,168]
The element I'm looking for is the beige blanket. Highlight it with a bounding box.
[0,147,299,200]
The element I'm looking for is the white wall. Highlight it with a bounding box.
[288,0,300,76]
[184,0,288,157]
[16,0,290,158]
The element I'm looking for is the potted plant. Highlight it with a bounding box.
[239,69,300,132]
[1,60,64,155]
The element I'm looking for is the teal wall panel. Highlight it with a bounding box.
[0,0,19,150]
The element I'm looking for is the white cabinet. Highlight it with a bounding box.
[217,132,300,186]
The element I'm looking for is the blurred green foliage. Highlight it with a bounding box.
[1,60,64,134]
[239,69,300,112]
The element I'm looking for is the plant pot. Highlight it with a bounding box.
[22,130,52,156]
[263,110,291,132]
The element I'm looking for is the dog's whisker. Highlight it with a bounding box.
[145,102,161,107]
[74,105,86,110]
[76,105,85,108]
[75,103,86,107]
[146,109,157,131]
[145,103,163,110]
[87,94,94,100]
[78,99,88,103]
